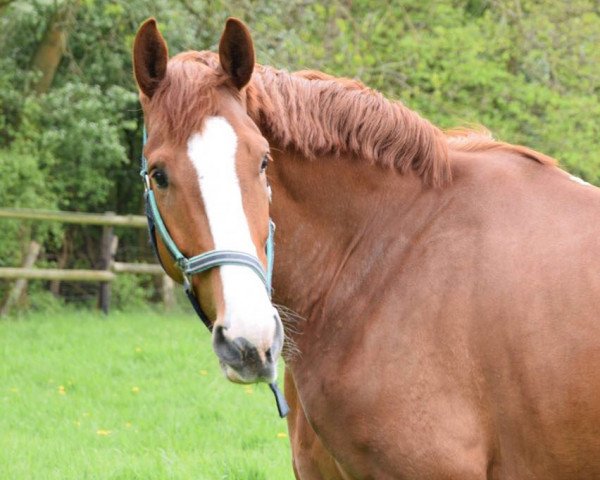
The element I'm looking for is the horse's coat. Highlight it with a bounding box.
[133,18,600,479]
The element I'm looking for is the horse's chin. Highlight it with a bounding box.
[221,362,276,385]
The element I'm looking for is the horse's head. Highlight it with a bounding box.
[133,18,283,384]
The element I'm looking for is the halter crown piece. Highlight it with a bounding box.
[140,128,288,418]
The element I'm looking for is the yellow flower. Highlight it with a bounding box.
[244,386,253,395]
[96,429,111,436]
[131,386,140,394]
[58,385,66,395]
[135,347,142,353]
[277,432,287,439]
[199,370,208,376]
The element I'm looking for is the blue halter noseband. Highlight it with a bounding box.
[140,129,288,418]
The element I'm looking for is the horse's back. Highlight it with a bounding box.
[458,153,600,478]
[398,151,600,478]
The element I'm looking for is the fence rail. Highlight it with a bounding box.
[0,207,173,316]
[0,267,115,282]
[111,262,164,275]
[0,207,147,227]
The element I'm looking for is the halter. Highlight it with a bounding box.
[140,128,288,418]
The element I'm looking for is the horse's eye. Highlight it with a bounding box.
[260,154,269,173]
[152,169,169,189]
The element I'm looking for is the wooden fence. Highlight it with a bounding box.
[0,207,173,316]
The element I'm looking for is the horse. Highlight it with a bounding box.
[132,17,600,479]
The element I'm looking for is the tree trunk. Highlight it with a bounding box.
[0,0,16,16]
[97,222,118,315]
[162,275,175,311]
[30,1,79,95]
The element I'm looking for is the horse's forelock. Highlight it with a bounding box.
[145,51,231,145]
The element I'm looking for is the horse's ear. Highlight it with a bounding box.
[218,17,255,90]
[133,18,168,99]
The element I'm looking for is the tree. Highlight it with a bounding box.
[31,1,79,95]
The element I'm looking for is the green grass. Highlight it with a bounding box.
[0,310,294,479]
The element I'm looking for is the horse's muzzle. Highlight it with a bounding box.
[212,314,283,384]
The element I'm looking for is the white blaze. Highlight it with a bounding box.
[187,116,276,348]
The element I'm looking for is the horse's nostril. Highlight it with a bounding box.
[214,325,227,342]
[213,326,243,365]
[213,319,283,383]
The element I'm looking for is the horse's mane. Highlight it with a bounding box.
[147,51,555,187]
[247,67,452,186]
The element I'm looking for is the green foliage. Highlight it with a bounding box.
[26,282,66,312]
[0,148,57,268]
[16,82,137,211]
[111,273,155,312]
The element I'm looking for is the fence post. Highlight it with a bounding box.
[98,214,118,314]
[0,241,41,317]
[162,275,175,311]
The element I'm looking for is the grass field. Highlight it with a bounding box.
[0,310,294,479]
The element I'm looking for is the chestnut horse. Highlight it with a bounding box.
[133,18,600,480]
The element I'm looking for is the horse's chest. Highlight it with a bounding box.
[292,350,410,476]
[295,373,391,477]
[290,335,490,479]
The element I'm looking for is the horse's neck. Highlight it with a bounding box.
[268,148,437,344]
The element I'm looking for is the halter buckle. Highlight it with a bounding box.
[176,257,189,271]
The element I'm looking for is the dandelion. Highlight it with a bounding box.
[244,386,253,395]
[277,432,287,439]
[131,386,140,394]
[96,429,111,436]
[199,370,208,376]
[58,385,66,395]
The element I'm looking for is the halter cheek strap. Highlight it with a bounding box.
[144,187,214,330]
[143,176,276,297]
[140,128,287,418]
